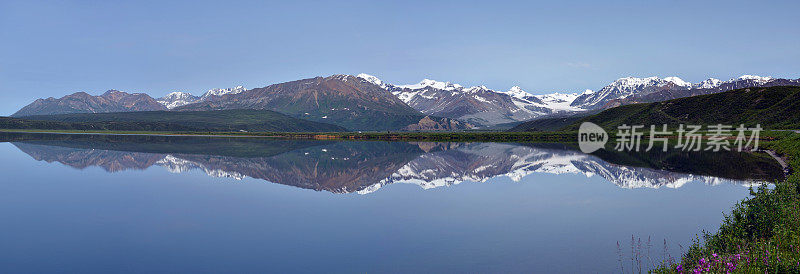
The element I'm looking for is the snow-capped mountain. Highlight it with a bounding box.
[569,76,693,109]
[736,75,773,84]
[157,92,200,109]
[398,78,464,91]
[570,75,800,110]
[498,86,585,118]
[532,92,582,111]
[393,80,538,125]
[199,85,246,100]
[356,73,388,89]
[696,78,723,89]
[712,75,791,92]
[357,74,580,126]
[155,86,246,109]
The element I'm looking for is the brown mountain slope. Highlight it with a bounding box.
[13,90,166,117]
[177,75,431,131]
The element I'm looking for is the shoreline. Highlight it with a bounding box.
[0,129,578,142]
[0,130,287,138]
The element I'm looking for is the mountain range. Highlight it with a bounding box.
[10,73,800,131]
[358,74,582,125]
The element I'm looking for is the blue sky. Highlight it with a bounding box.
[1,0,799,115]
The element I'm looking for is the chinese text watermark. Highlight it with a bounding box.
[578,122,761,153]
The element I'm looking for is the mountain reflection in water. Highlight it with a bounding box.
[1,132,784,194]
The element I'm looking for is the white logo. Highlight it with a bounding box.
[578,122,608,153]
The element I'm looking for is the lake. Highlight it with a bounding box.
[0,132,785,273]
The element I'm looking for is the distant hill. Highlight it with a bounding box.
[549,86,800,131]
[12,90,167,117]
[2,109,347,132]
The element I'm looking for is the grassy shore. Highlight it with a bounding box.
[653,131,800,273]
[0,128,578,142]
[0,127,778,142]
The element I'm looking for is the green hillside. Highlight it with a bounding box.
[508,114,590,132]
[514,86,800,132]
[1,109,348,132]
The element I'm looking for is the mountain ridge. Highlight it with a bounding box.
[12,73,800,130]
[12,90,167,117]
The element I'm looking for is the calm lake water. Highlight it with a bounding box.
[0,133,785,273]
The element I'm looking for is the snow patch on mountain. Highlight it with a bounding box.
[399,79,463,91]
[201,86,246,99]
[696,78,722,89]
[500,86,530,99]
[463,85,490,93]
[532,92,582,111]
[736,75,773,84]
[498,86,584,113]
[156,85,247,109]
[356,73,387,89]
[158,92,200,109]
[664,76,692,87]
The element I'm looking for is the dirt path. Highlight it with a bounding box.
[765,150,791,174]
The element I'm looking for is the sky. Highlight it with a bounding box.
[1,0,799,115]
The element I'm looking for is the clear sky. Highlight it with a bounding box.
[1,0,799,115]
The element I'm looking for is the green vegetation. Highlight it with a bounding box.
[652,132,800,273]
[313,111,432,132]
[2,109,347,132]
[509,113,592,132]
